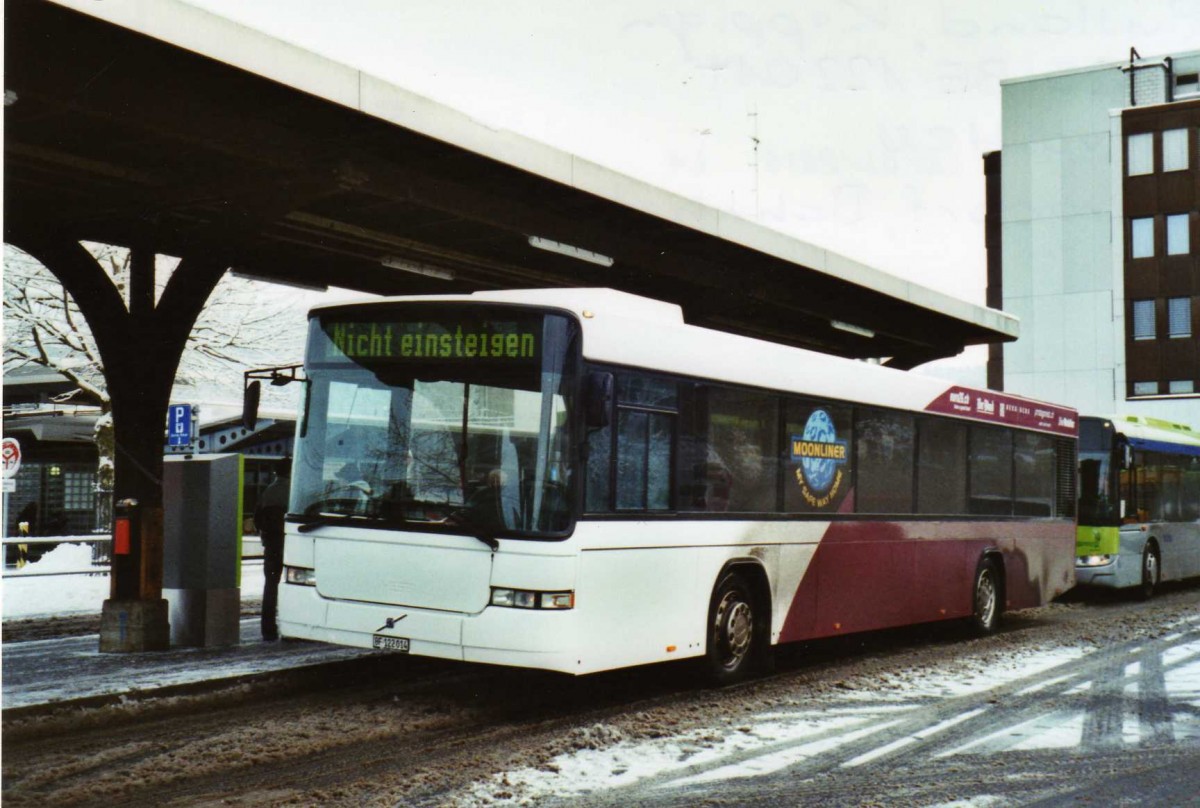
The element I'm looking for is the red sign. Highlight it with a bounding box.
[925,387,1078,437]
[1,438,21,478]
[113,517,132,555]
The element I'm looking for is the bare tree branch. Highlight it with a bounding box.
[4,242,316,407]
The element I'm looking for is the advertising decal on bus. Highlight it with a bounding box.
[925,386,1078,436]
[791,408,849,510]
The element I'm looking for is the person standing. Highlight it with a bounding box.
[255,459,291,641]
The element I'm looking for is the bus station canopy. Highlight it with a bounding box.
[5,0,1018,370]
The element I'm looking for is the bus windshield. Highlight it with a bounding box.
[1078,417,1118,526]
[291,306,579,538]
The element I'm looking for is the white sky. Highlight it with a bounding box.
[181,0,1200,311]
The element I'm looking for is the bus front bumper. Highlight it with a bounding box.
[278,582,583,674]
[1074,554,1139,589]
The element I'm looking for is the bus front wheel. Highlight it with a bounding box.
[705,572,758,685]
[1138,542,1160,601]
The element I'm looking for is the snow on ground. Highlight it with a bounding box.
[1,618,371,709]
[455,618,1200,806]
[2,540,266,620]
[2,545,367,711]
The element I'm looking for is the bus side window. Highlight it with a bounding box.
[855,409,915,514]
[589,371,678,513]
[615,410,673,510]
[679,385,779,513]
[968,425,1014,517]
[1013,432,1055,517]
[585,422,612,512]
[915,417,967,515]
[1119,465,1135,523]
[1183,457,1200,521]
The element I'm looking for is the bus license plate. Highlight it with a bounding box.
[372,635,410,652]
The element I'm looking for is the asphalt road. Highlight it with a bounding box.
[3,582,1199,807]
[565,605,1200,807]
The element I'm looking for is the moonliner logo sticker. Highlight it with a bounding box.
[791,409,848,509]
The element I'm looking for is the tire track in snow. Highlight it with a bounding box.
[546,614,1200,806]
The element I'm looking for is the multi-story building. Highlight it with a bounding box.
[987,49,1200,424]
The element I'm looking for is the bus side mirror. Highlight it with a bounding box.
[1120,442,1132,470]
[584,372,613,428]
[243,379,261,431]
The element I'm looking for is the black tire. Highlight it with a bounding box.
[968,558,1002,636]
[705,571,759,685]
[1137,542,1160,601]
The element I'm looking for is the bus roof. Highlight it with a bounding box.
[1097,415,1200,453]
[312,288,1078,438]
[18,0,1018,367]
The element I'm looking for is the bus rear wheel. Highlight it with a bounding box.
[1138,543,1160,601]
[705,572,758,685]
[969,558,1001,636]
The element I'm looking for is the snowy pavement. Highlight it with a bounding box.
[1,617,372,710]
[455,613,1200,806]
[2,541,262,620]
[2,542,372,711]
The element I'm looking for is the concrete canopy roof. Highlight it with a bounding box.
[4,0,1017,369]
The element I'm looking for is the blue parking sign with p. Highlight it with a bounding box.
[167,404,193,447]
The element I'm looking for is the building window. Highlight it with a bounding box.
[1163,128,1189,171]
[1127,133,1153,175]
[1131,217,1154,258]
[1169,380,1196,395]
[1167,214,1190,255]
[63,472,95,511]
[1176,72,1200,98]
[1132,299,1156,340]
[1133,381,1159,396]
[1168,297,1192,338]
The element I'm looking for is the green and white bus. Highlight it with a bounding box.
[1077,415,1200,598]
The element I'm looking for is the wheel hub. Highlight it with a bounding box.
[714,592,753,669]
[976,571,996,625]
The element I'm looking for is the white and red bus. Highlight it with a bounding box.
[276,289,1078,681]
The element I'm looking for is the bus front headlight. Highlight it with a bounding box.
[490,588,574,609]
[1077,554,1114,567]
[285,566,317,585]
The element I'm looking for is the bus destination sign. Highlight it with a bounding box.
[322,320,539,363]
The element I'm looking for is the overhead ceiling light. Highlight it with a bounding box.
[380,255,455,281]
[528,236,614,267]
[830,320,875,339]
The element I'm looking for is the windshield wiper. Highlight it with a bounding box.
[296,513,367,533]
[295,512,497,550]
[471,532,499,551]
